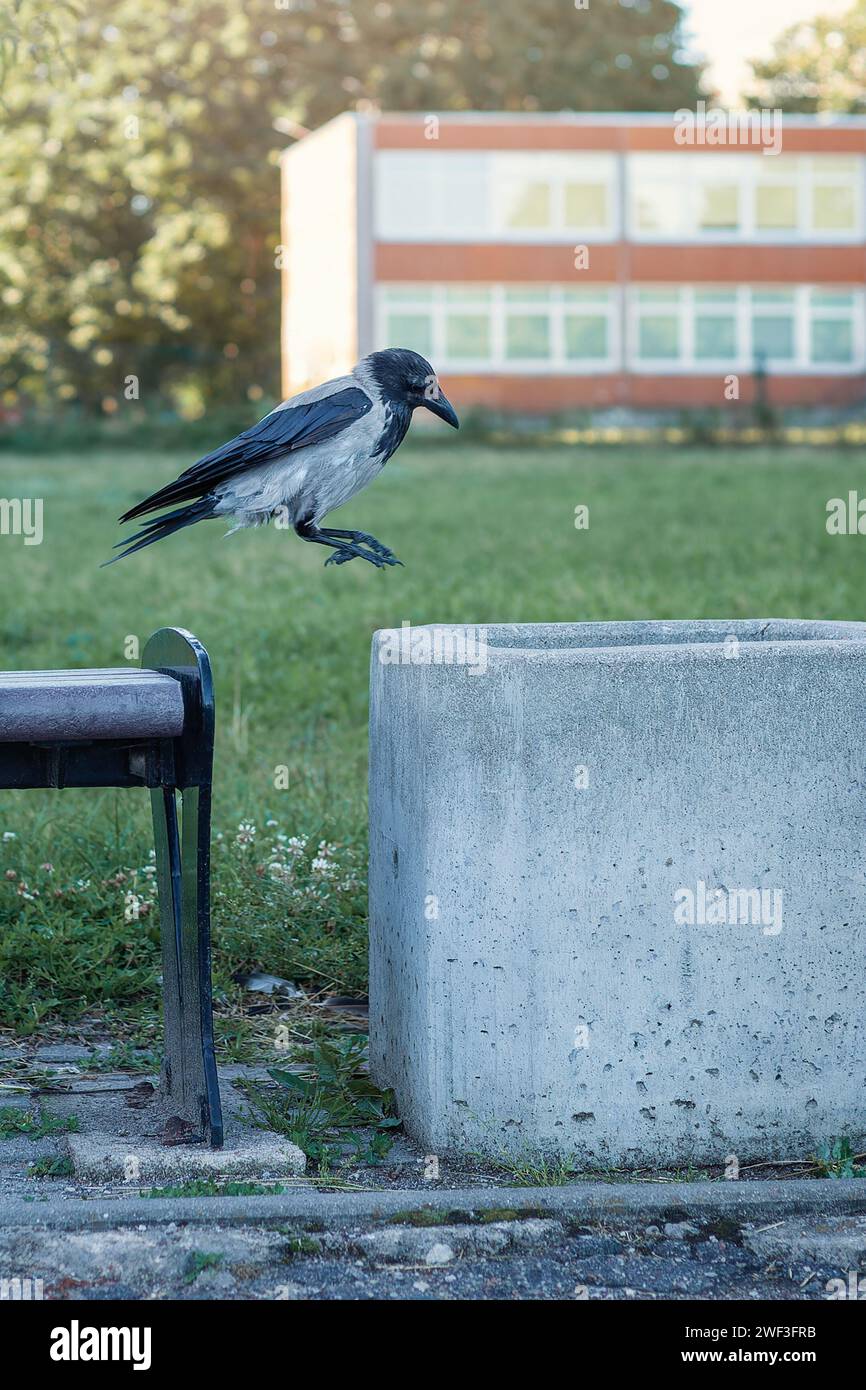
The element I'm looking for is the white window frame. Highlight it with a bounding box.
[627,154,865,244]
[376,283,620,374]
[374,151,620,243]
[627,284,866,374]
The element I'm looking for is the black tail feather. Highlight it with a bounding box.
[103,498,215,566]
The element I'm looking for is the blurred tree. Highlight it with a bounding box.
[0,0,703,414]
[0,0,81,94]
[748,0,866,113]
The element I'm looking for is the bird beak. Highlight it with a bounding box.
[422,390,459,429]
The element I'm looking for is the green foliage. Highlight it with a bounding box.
[0,0,701,411]
[487,1150,578,1187]
[0,1106,79,1138]
[388,1208,453,1226]
[146,1180,284,1197]
[182,1251,224,1284]
[748,0,866,113]
[85,1044,160,1073]
[813,1137,865,1179]
[282,1235,322,1255]
[244,1031,400,1172]
[0,809,366,1031]
[28,1154,75,1178]
[0,0,82,96]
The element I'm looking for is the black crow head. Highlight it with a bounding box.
[364,348,459,428]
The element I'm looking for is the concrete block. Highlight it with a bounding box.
[68,1130,305,1184]
[368,619,866,1167]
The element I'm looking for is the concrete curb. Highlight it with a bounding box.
[4,1177,866,1231]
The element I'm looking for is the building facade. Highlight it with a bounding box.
[280,111,866,413]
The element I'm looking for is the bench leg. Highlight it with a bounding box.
[151,783,224,1147]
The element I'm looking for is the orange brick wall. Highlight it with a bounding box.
[441,373,866,413]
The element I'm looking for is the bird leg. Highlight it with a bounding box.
[294,520,399,569]
[319,528,403,566]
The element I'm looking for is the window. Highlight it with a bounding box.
[629,285,863,372]
[693,290,738,360]
[565,181,608,229]
[638,316,679,358]
[811,157,859,232]
[633,290,681,362]
[380,283,863,375]
[377,284,617,371]
[442,287,492,361]
[813,184,855,230]
[388,313,434,357]
[752,291,796,361]
[698,183,739,231]
[501,180,551,230]
[628,154,863,241]
[492,155,616,237]
[563,291,611,359]
[808,289,857,364]
[505,315,550,357]
[374,152,489,240]
[375,151,618,241]
[755,183,798,230]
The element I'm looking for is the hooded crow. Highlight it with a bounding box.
[108,348,459,568]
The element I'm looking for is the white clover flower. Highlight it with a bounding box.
[235,822,256,847]
[2,831,16,841]
[267,861,292,881]
[311,856,336,877]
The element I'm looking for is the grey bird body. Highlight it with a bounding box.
[109,349,458,568]
[214,366,392,531]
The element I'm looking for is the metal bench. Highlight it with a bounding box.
[0,627,223,1147]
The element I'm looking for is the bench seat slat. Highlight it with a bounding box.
[0,668,185,742]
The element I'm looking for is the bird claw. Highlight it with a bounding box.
[359,535,396,560]
[324,547,388,569]
[371,546,403,566]
[323,538,402,568]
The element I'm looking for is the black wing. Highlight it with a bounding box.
[119,386,373,523]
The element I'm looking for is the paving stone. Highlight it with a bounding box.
[354,1218,563,1263]
[664,1220,700,1239]
[68,1130,305,1183]
[744,1215,866,1266]
[424,1243,455,1266]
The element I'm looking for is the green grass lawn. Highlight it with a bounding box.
[1,440,865,1038]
